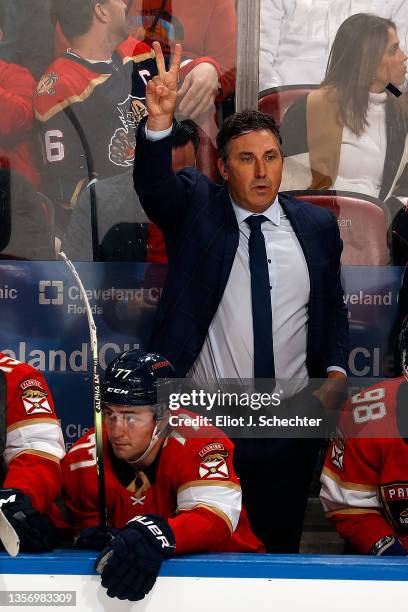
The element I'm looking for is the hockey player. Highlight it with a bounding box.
[61,350,264,601]
[320,319,408,556]
[0,353,65,551]
[35,0,221,241]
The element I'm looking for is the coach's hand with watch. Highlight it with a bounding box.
[313,370,347,415]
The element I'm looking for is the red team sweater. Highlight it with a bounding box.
[321,377,408,553]
[59,414,264,554]
[0,353,65,513]
[0,60,39,188]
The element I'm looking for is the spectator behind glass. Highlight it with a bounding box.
[62,118,200,262]
[259,0,408,91]
[0,0,54,79]
[280,13,408,208]
[0,1,40,189]
[35,0,219,250]
[55,0,237,124]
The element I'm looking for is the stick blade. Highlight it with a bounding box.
[0,508,19,557]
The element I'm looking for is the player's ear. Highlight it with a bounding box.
[94,2,109,25]
[217,158,229,182]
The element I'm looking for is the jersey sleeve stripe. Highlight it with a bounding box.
[320,472,380,513]
[321,466,378,492]
[177,480,241,493]
[7,417,60,433]
[177,483,242,531]
[35,74,111,122]
[325,507,382,518]
[177,503,233,533]
[4,422,65,465]
[123,50,155,65]
[9,449,61,464]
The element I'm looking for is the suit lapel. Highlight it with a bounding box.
[217,187,239,301]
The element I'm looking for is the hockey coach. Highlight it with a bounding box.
[133,42,349,552]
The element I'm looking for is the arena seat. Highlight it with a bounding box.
[284,190,390,266]
[0,169,54,260]
[258,85,318,126]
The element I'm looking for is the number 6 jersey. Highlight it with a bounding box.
[34,37,156,238]
[320,377,408,553]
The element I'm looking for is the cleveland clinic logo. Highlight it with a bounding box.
[38,280,64,305]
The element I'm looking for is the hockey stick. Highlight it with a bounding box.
[59,252,108,529]
[0,507,19,557]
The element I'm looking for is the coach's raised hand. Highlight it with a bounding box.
[146,41,182,132]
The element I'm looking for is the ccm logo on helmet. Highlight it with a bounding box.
[130,515,171,548]
[107,387,129,395]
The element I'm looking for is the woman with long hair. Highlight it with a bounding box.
[280,13,408,202]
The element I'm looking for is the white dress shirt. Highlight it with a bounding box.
[189,196,312,396]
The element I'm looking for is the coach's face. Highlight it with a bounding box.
[218,129,283,213]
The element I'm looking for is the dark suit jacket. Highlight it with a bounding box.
[134,122,349,378]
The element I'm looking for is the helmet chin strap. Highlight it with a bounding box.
[127,419,166,466]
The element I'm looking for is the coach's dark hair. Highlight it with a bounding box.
[174,120,200,154]
[51,0,107,40]
[217,110,282,163]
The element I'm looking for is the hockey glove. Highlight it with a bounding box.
[0,488,56,551]
[95,514,176,601]
[76,526,120,551]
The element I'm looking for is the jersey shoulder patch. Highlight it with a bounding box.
[34,58,109,122]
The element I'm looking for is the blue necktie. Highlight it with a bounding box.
[245,215,275,380]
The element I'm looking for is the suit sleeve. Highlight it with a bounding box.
[326,218,349,372]
[134,120,198,234]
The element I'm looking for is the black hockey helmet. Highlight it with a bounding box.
[101,350,176,411]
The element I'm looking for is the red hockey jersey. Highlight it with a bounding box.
[59,412,264,554]
[0,60,39,188]
[35,37,157,237]
[320,377,408,553]
[0,353,65,513]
